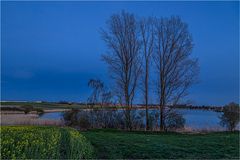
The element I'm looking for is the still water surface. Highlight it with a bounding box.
[39,109,230,130]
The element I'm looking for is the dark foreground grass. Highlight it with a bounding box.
[82,129,239,159]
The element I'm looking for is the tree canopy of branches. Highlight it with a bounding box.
[101,11,199,131]
[153,16,199,130]
[220,102,240,131]
[101,11,142,130]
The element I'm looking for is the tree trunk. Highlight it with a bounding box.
[124,90,132,130]
[145,105,149,130]
[145,63,149,131]
[160,105,164,131]
[159,83,165,131]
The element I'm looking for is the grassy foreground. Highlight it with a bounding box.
[1,126,239,159]
[0,126,93,159]
[82,129,239,159]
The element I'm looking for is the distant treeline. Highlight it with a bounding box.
[1,101,224,112]
[168,104,224,112]
[1,106,44,114]
[75,103,224,112]
[40,101,226,112]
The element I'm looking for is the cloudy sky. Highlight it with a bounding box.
[1,1,239,106]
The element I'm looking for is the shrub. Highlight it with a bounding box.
[78,115,91,130]
[63,109,92,129]
[220,102,240,131]
[165,110,185,131]
[20,105,33,114]
[35,108,44,115]
[148,111,158,131]
[131,110,145,130]
[63,109,79,126]
[63,109,126,129]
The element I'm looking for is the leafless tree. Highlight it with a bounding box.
[153,16,199,131]
[139,18,155,130]
[101,11,142,130]
[88,78,113,128]
[87,79,104,127]
[88,79,112,107]
[88,79,104,105]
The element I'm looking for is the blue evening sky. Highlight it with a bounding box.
[1,1,239,106]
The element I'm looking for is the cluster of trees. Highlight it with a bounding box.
[101,11,199,131]
[83,11,239,132]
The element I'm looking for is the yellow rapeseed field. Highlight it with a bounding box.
[0,126,94,159]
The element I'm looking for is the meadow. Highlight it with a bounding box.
[82,129,239,159]
[1,126,239,159]
[1,102,239,159]
[0,126,94,159]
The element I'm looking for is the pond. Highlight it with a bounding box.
[39,109,238,130]
[39,112,63,120]
[178,109,222,129]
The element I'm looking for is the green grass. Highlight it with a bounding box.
[0,126,94,159]
[82,129,239,159]
[1,127,239,159]
[1,101,76,109]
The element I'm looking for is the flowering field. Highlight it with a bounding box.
[0,126,94,159]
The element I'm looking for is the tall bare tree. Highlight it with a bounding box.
[101,11,142,130]
[139,18,154,130]
[153,16,199,131]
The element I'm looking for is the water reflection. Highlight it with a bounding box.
[39,109,238,130]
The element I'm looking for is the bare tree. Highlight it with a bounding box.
[139,18,154,130]
[87,79,104,127]
[153,16,199,131]
[88,79,112,107]
[101,11,142,130]
[88,79,104,105]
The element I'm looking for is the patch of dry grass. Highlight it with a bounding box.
[0,113,64,126]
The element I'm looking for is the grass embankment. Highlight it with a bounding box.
[1,102,73,110]
[1,101,131,110]
[0,126,94,159]
[82,129,239,159]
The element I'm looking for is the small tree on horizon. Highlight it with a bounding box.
[220,102,239,131]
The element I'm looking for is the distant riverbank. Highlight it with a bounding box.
[1,101,224,112]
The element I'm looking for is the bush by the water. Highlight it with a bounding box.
[165,110,185,131]
[63,109,185,131]
[0,126,94,159]
[20,105,44,115]
[63,109,125,129]
[21,105,34,114]
[220,102,240,131]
